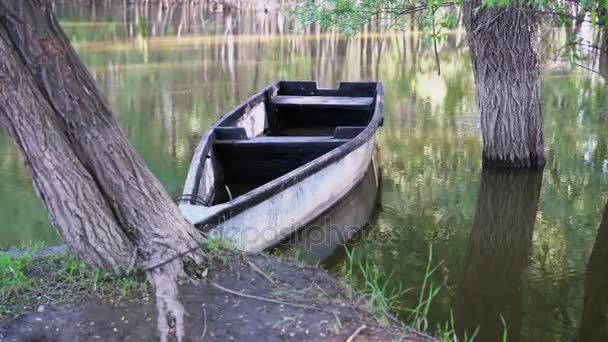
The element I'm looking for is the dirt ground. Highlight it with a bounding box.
[0,252,434,342]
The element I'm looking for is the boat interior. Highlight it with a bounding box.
[194,82,379,205]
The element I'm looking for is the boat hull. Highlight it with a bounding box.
[207,137,376,252]
[179,81,384,253]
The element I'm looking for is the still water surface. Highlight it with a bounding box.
[1,2,608,340]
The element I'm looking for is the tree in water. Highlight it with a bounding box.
[0,1,203,340]
[296,0,608,168]
[462,1,544,168]
[453,168,542,341]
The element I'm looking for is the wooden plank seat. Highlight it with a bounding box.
[271,96,374,109]
[215,127,249,140]
[333,126,365,139]
[214,136,348,147]
[213,135,349,181]
[214,126,365,141]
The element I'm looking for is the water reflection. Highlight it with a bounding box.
[454,168,543,341]
[277,158,381,264]
[578,201,608,341]
[600,37,608,79]
[0,3,607,341]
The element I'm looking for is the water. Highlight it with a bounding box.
[1,2,608,340]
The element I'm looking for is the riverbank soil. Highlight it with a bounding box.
[0,251,432,341]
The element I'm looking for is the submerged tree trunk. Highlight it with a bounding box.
[454,168,542,341]
[463,1,545,168]
[0,1,203,339]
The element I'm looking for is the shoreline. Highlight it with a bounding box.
[0,245,433,341]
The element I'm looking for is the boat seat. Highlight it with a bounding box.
[213,137,349,181]
[215,136,348,146]
[215,127,249,140]
[271,96,374,109]
[333,126,365,139]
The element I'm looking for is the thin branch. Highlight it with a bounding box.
[210,282,351,317]
[246,259,277,286]
[200,308,207,340]
[431,5,441,76]
[346,325,366,342]
[573,62,604,76]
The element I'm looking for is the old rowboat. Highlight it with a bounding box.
[179,81,383,252]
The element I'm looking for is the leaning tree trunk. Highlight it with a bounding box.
[0,1,203,339]
[463,1,545,168]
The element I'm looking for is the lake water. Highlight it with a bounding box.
[1,2,608,340]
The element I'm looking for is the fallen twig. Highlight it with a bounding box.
[345,324,366,342]
[201,307,207,340]
[313,282,330,298]
[246,259,277,286]
[210,282,349,317]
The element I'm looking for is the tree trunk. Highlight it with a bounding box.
[454,168,542,341]
[0,1,203,338]
[463,1,545,168]
[600,33,608,79]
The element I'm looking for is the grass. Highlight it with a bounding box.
[404,245,444,332]
[203,237,235,266]
[0,250,34,304]
[342,244,495,342]
[0,244,148,319]
[344,246,407,325]
[204,237,234,253]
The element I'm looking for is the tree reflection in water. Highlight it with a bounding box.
[455,168,543,341]
[578,201,608,341]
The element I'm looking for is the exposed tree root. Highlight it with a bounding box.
[147,260,188,342]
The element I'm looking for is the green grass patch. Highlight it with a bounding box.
[0,251,35,304]
[342,244,485,342]
[203,238,235,265]
[0,245,148,319]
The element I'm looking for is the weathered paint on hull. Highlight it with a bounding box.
[277,154,380,264]
[207,138,376,252]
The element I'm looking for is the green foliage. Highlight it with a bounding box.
[295,0,608,63]
[294,0,461,35]
[204,238,235,265]
[0,252,34,302]
[204,237,235,252]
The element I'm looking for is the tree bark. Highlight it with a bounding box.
[0,1,204,339]
[454,168,542,341]
[463,1,545,168]
[0,0,202,271]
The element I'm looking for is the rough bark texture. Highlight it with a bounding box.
[463,1,545,168]
[578,201,608,341]
[0,26,135,270]
[454,168,542,341]
[0,1,205,339]
[0,0,202,270]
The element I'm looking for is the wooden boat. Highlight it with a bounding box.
[277,158,381,264]
[179,81,383,252]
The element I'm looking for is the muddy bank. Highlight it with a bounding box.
[0,251,432,341]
